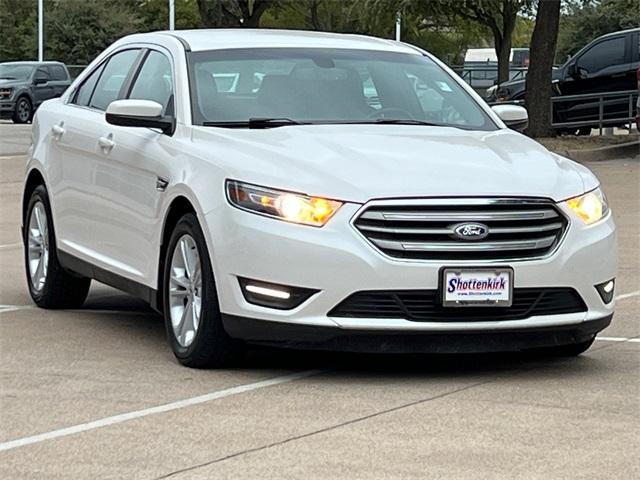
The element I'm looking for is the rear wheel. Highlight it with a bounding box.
[163,213,244,368]
[24,185,91,308]
[13,96,32,124]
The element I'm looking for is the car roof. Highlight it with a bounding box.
[0,61,64,66]
[144,29,420,55]
[598,27,640,40]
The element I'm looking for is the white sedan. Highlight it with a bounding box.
[23,29,616,367]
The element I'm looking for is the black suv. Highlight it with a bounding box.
[487,28,640,133]
[0,61,71,123]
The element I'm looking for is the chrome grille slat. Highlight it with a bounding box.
[370,236,557,252]
[360,209,559,222]
[353,199,568,261]
[357,222,564,235]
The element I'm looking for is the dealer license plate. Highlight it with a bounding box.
[442,268,513,307]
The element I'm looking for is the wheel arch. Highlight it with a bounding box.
[156,195,198,312]
[22,168,46,226]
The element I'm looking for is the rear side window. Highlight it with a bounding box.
[578,37,626,74]
[89,49,140,111]
[74,63,105,107]
[49,65,67,81]
[128,50,174,114]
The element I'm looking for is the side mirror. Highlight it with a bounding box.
[491,104,528,132]
[576,66,588,79]
[105,99,175,135]
[34,77,48,85]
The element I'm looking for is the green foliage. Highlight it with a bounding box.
[44,0,142,65]
[556,0,640,62]
[0,0,37,61]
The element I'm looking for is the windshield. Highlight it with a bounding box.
[188,48,496,130]
[0,64,35,81]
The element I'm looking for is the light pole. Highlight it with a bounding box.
[395,10,401,42]
[169,0,175,30]
[38,0,43,61]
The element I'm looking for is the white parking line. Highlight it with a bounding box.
[616,290,640,301]
[0,242,22,251]
[596,336,640,343]
[0,369,323,452]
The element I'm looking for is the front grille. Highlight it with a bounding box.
[353,199,568,261]
[328,288,586,322]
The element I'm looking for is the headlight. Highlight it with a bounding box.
[0,88,12,98]
[564,187,609,225]
[226,180,342,227]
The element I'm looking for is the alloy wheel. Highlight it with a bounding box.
[168,234,203,348]
[27,201,49,292]
[17,99,30,122]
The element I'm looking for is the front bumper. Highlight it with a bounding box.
[222,314,611,353]
[206,200,616,346]
[0,100,16,118]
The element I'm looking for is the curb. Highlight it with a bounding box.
[565,141,640,162]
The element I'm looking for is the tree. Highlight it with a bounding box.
[197,0,277,27]
[525,0,561,137]
[45,0,141,65]
[0,0,37,61]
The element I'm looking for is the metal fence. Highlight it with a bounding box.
[550,90,638,134]
[489,90,638,134]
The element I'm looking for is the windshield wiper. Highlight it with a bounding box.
[370,119,442,126]
[202,118,307,129]
[0,76,16,80]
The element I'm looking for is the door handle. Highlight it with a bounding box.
[51,122,65,138]
[611,73,625,78]
[98,134,115,151]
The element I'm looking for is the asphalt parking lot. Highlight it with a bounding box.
[0,120,638,479]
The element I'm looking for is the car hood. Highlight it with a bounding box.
[0,79,24,88]
[191,124,590,203]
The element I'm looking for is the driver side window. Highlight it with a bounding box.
[128,50,174,115]
[34,67,50,83]
[577,37,626,74]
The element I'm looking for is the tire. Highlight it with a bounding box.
[24,185,91,308]
[12,96,32,124]
[531,336,596,357]
[162,213,244,368]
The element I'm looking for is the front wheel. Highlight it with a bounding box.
[162,213,244,368]
[13,96,32,124]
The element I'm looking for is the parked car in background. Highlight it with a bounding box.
[461,48,529,90]
[487,28,640,134]
[0,61,71,123]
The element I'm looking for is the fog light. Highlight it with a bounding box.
[238,277,319,310]
[595,279,615,304]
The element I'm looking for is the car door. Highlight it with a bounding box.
[90,48,176,286]
[47,49,143,265]
[557,34,630,123]
[32,67,54,107]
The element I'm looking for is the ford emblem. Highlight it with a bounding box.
[453,223,489,241]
